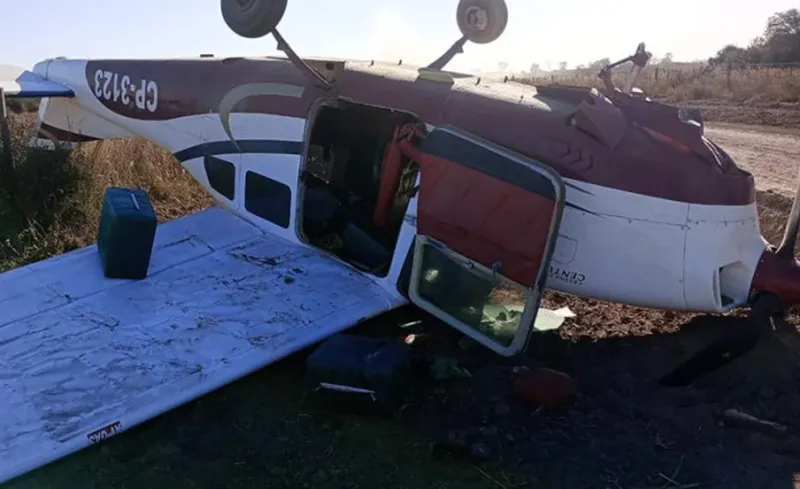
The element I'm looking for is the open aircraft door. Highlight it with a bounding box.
[406,126,566,356]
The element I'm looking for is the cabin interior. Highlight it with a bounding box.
[299,101,420,277]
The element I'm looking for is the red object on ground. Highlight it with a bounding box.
[512,367,575,408]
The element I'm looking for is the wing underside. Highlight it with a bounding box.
[0,207,399,484]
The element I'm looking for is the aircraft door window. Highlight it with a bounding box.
[405,125,566,357]
[203,156,236,201]
[244,171,291,229]
[411,236,530,349]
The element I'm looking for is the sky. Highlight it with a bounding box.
[2,0,797,73]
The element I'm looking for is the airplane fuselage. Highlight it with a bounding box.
[26,56,767,314]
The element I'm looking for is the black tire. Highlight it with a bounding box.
[220,0,288,39]
[456,0,508,44]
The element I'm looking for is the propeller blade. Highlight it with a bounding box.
[659,294,779,387]
[776,164,800,259]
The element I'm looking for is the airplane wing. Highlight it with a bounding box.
[0,206,403,484]
[0,64,73,98]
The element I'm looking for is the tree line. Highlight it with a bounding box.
[519,8,799,75]
[709,8,800,65]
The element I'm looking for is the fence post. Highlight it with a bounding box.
[0,88,12,171]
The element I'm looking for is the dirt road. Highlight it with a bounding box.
[706,123,800,197]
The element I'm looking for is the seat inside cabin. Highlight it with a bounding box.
[300,102,419,276]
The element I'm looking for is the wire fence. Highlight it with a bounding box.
[521,62,800,102]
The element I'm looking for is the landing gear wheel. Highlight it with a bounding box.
[220,0,288,39]
[456,0,508,44]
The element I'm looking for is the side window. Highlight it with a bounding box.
[204,156,235,201]
[244,171,291,228]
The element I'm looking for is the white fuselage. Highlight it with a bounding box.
[30,59,769,314]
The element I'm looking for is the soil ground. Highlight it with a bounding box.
[670,101,800,130]
[5,120,800,489]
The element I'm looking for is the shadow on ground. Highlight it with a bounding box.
[6,303,800,489]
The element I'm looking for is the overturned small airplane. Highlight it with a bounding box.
[0,0,798,483]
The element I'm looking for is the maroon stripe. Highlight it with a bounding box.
[78,58,755,206]
[84,59,323,122]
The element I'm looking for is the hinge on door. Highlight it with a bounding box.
[491,261,503,279]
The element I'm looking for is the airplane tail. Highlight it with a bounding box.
[30,97,134,150]
[1,64,132,150]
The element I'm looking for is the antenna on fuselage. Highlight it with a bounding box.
[425,0,509,71]
[220,0,331,89]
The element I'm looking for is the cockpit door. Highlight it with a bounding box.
[407,126,565,356]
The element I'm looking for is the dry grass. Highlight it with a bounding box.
[0,114,211,270]
[6,98,40,115]
[523,64,800,104]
